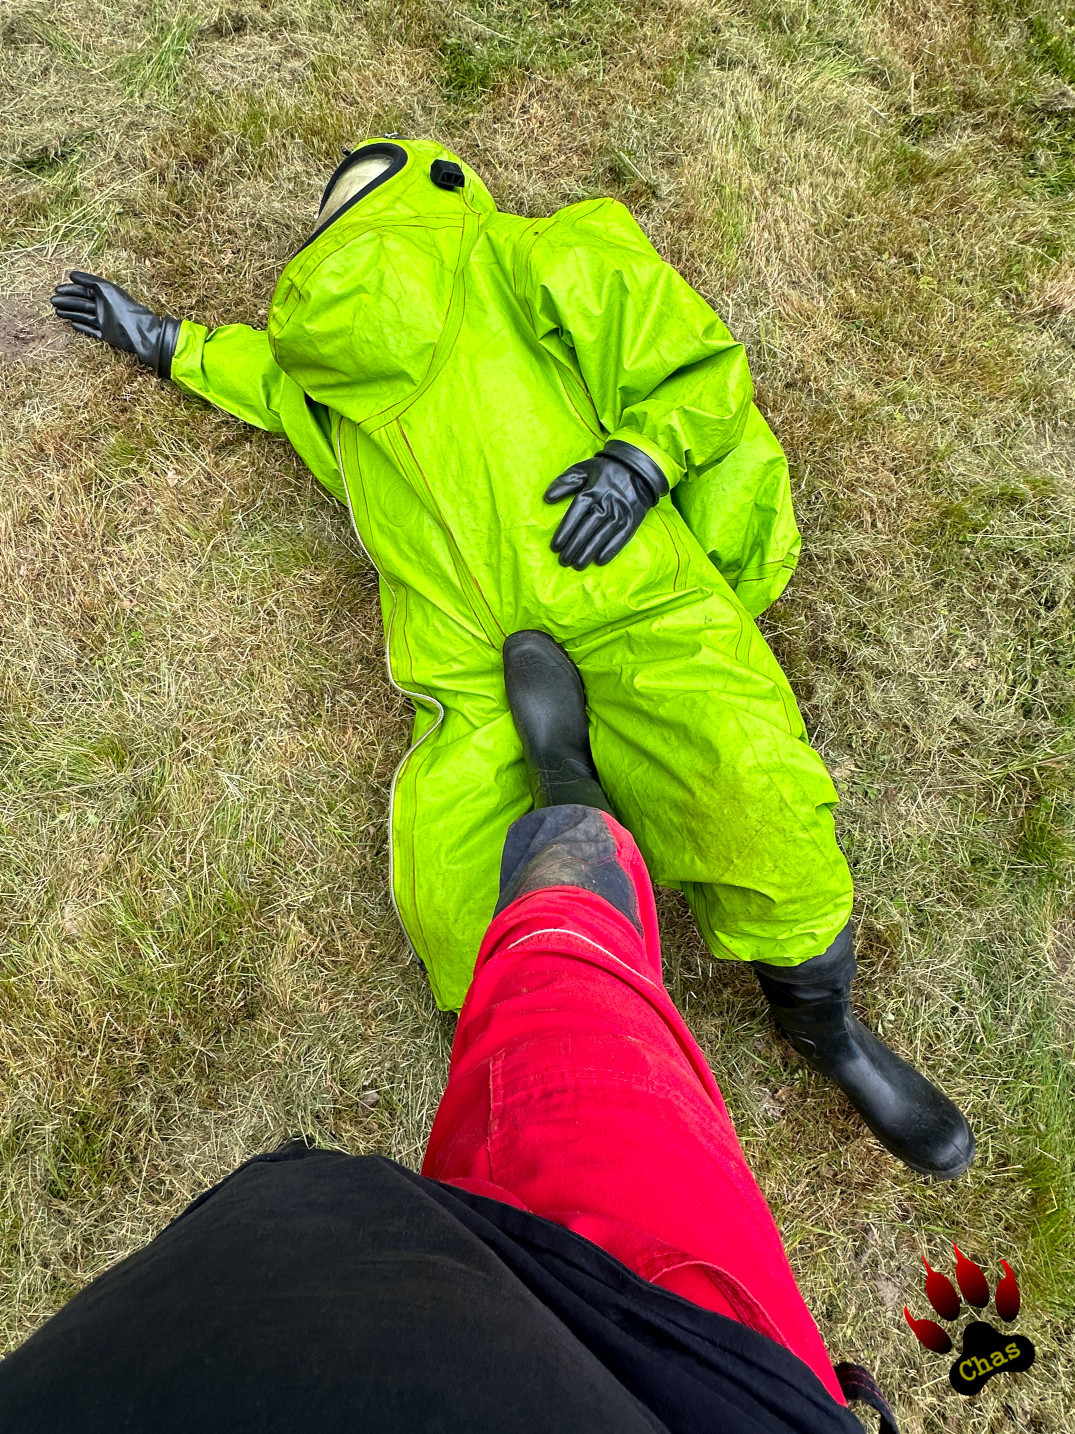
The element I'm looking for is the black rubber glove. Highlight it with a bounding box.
[50,271,180,378]
[545,439,670,570]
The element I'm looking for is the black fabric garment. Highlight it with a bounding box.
[0,1147,868,1434]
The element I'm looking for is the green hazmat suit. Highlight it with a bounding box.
[169,138,853,1011]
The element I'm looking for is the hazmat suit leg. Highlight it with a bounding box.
[569,538,854,973]
[389,680,530,1012]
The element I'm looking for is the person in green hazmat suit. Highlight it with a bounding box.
[51,138,974,1179]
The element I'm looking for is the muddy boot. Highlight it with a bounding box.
[502,629,613,813]
[753,927,975,1180]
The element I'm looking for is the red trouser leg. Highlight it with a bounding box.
[422,813,844,1403]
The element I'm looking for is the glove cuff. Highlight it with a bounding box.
[599,439,670,505]
[155,316,182,379]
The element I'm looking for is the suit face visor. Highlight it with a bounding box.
[319,154,392,224]
[307,142,408,244]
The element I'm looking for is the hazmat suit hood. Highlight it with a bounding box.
[268,138,497,426]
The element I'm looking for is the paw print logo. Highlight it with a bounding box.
[904,1245,1035,1396]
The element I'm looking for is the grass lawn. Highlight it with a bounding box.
[2,0,1074,1428]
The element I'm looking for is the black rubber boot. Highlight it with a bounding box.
[753,927,975,1180]
[503,630,614,814]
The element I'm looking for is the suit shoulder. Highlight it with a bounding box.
[535,199,657,259]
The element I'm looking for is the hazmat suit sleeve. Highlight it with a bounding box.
[517,200,752,487]
[519,200,799,615]
[671,403,801,616]
[169,320,345,503]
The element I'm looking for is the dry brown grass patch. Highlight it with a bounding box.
[2,2,1075,1429]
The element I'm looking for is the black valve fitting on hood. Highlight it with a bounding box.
[430,159,465,190]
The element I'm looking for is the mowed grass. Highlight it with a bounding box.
[1,0,1074,1428]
